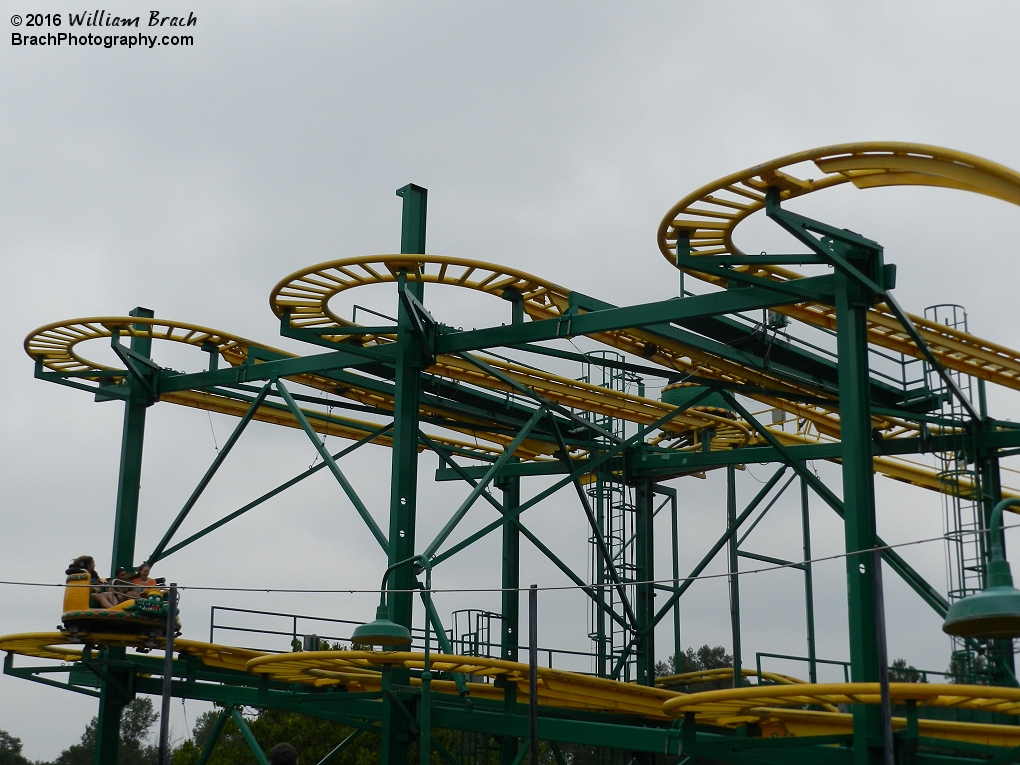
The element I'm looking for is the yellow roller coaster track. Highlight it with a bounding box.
[270,254,868,441]
[662,681,1020,748]
[22,315,755,457]
[658,142,1020,391]
[267,253,1019,497]
[23,144,1020,497]
[5,633,1020,749]
[23,318,1019,497]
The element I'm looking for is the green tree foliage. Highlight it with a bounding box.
[171,708,380,765]
[655,645,734,692]
[0,730,31,765]
[44,697,159,765]
[889,658,926,683]
[946,651,993,684]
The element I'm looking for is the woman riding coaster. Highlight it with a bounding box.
[66,555,119,608]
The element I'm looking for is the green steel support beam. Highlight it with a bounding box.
[727,465,742,688]
[498,469,522,765]
[382,183,428,765]
[275,378,388,552]
[431,393,708,566]
[148,381,272,563]
[317,729,365,765]
[158,345,394,392]
[98,306,155,765]
[718,392,952,619]
[151,423,393,562]
[833,246,883,765]
[110,306,154,573]
[663,486,682,666]
[802,477,818,684]
[196,706,232,765]
[975,402,1017,685]
[648,466,789,630]
[634,477,656,686]
[230,706,270,765]
[423,407,545,559]
[435,275,836,354]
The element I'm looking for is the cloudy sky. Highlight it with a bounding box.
[3,1,1020,759]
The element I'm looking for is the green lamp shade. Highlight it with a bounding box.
[943,560,1020,639]
[351,605,412,647]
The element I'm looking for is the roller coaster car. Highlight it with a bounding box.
[59,572,181,642]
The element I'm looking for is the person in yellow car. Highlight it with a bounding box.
[67,556,118,608]
[130,563,158,590]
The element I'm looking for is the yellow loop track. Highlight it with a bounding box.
[22,145,1020,496]
[657,142,1020,391]
[7,633,1020,748]
[246,650,678,719]
[662,681,1020,748]
[269,255,857,439]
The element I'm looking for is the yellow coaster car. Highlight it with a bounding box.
[60,573,181,641]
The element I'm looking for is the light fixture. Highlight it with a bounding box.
[943,499,1020,639]
[351,604,412,647]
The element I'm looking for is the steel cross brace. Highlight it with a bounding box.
[429,390,714,567]
[547,417,639,630]
[719,391,951,617]
[454,350,623,445]
[275,377,389,552]
[422,432,628,630]
[764,188,981,423]
[148,380,272,562]
[150,422,394,562]
[423,406,547,559]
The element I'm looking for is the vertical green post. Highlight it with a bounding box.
[801,477,818,684]
[634,478,656,686]
[834,252,883,765]
[498,472,521,765]
[381,184,427,765]
[975,381,1015,683]
[97,306,154,765]
[669,490,681,668]
[110,307,154,572]
[726,465,741,687]
[594,475,607,677]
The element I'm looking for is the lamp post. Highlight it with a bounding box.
[351,556,423,648]
[351,555,434,765]
[943,498,1020,640]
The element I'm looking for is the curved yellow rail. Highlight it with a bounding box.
[267,254,1018,496]
[7,633,1020,749]
[23,314,751,457]
[270,255,854,439]
[0,631,266,674]
[662,680,1020,718]
[247,650,678,719]
[21,316,558,462]
[657,142,1020,390]
[660,681,1020,748]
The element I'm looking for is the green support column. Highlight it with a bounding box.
[726,465,741,688]
[110,306,154,572]
[382,184,427,765]
[498,472,521,765]
[634,478,656,687]
[975,384,1015,683]
[594,475,608,677]
[97,306,155,765]
[802,477,818,684]
[834,255,883,765]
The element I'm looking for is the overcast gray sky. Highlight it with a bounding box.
[4,1,1020,760]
